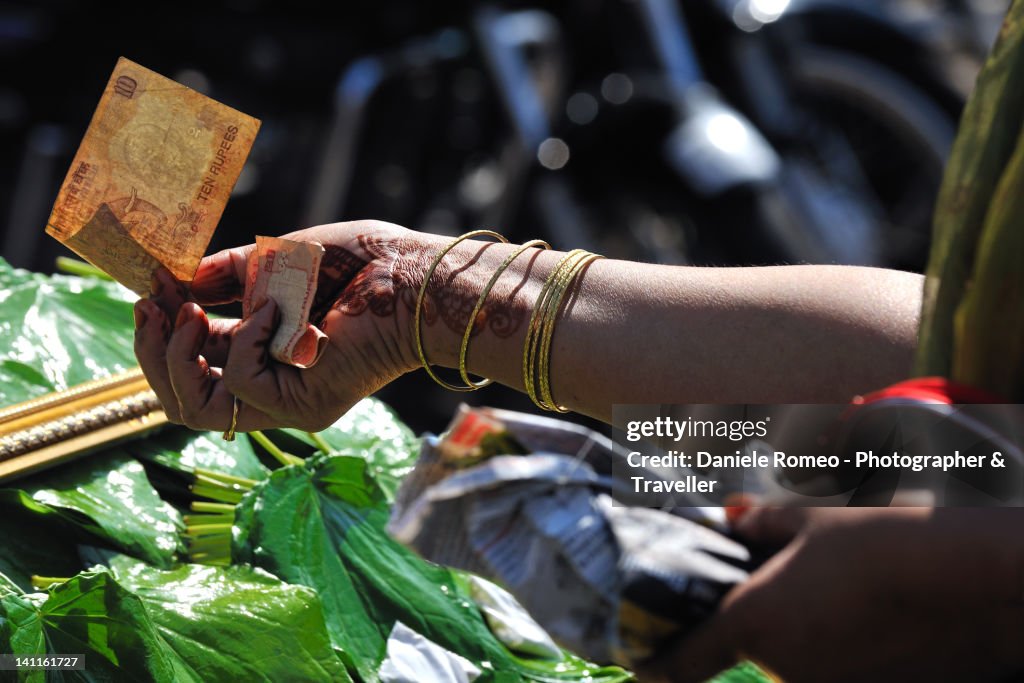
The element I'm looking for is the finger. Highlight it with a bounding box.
[168,368,277,433]
[134,299,182,423]
[200,317,238,368]
[166,303,214,427]
[734,506,811,545]
[190,245,255,305]
[164,303,278,432]
[150,267,190,321]
[223,298,297,414]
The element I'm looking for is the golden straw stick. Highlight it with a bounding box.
[0,368,148,435]
[0,368,168,482]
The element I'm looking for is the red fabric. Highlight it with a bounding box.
[853,377,1005,406]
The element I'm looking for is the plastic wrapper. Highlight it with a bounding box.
[389,405,752,665]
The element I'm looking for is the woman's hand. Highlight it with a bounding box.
[643,507,1024,683]
[133,220,449,433]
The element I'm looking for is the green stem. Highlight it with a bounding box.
[193,473,249,492]
[184,514,234,527]
[193,469,258,490]
[250,430,304,467]
[190,552,231,566]
[31,575,70,590]
[309,432,333,455]
[54,257,113,281]
[184,523,233,537]
[190,483,244,504]
[190,501,237,515]
[186,537,232,555]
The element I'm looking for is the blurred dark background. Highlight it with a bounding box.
[0,0,1009,434]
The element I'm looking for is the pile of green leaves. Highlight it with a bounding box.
[0,259,637,682]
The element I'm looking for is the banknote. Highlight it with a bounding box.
[243,236,329,368]
[46,57,260,294]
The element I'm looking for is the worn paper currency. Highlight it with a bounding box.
[243,236,329,368]
[46,57,260,294]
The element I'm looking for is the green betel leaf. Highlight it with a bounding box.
[0,501,86,593]
[4,451,183,568]
[0,591,48,683]
[278,398,420,500]
[129,429,269,481]
[0,570,22,596]
[233,455,522,682]
[106,555,351,682]
[0,258,137,406]
[1,569,197,683]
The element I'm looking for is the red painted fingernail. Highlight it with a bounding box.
[134,303,148,330]
[724,493,757,526]
[725,505,750,526]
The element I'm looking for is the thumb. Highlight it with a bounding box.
[190,244,255,305]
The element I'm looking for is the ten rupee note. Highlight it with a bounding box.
[46,57,259,294]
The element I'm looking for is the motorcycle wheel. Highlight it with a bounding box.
[760,45,957,270]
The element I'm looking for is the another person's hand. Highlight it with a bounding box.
[134,220,447,433]
[643,507,1024,683]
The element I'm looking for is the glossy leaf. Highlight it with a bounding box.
[0,569,197,682]
[279,398,419,500]
[0,500,88,593]
[129,429,269,481]
[0,258,137,407]
[5,451,183,568]
[107,555,351,682]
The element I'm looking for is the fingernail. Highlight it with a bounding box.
[253,296,269,313]
[134,302,149,330]
[150,271,161,297]
[175,305,193,330]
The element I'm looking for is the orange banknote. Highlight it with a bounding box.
[46,57,260,294]
[243,236,329,369]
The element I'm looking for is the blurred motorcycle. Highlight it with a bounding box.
[306,0,964,269]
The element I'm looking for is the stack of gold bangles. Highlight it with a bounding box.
[414,230,602,412]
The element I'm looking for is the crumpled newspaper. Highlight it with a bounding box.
[388,405,753,665]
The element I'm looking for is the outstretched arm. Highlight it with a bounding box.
[134,221,922,431]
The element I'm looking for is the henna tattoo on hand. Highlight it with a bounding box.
[317,234,527,339]
[190,232,529,340]
[310,243,372,322]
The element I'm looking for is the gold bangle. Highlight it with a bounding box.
[459,239,551,388]
[533,251,590,411]
[537,252,602,412]
[415,229,508,392]
[522,250,585,409]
